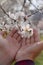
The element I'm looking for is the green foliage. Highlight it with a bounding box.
[35,51,43,65]
[35,35,43,65]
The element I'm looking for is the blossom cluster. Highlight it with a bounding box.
[0,0,33,38]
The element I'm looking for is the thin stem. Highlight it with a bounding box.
[0,5,16,22]
[0,2,43,19]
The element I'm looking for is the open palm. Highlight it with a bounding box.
[0,28,21,65]
[15,29,41,62]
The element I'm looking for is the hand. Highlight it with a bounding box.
[0,28,21,65]
[15,29,41,62]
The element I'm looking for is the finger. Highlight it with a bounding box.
[33,29,40,42]
[13,32,19,39]
[30,35,34,44]
[22,38,26,46]
[17,35,22,43]
[8,28,17,37]
[30,29,34,44]
[13,31,22,43]
[26,38,30,45]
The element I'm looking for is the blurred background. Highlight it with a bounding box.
[0,0,43,65]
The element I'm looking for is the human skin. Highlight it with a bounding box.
[0,29,21,65]
[0,28,43,65]
[15,29,43,62]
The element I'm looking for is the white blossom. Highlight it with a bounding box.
[0,0,35,38]
[16,21,33,38]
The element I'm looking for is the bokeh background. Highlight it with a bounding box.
[0,0,43,65]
